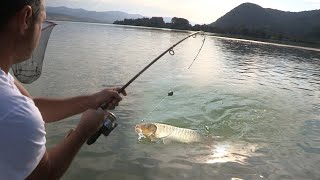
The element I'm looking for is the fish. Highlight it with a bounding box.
[135,123,205,144]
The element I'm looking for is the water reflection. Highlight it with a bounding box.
[200,142,260,165]
[297,120,320,154]
[212,37,320,100]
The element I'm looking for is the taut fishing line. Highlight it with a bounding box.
[88,31,206,145]
[140,33,207,122]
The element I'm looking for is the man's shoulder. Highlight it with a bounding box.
[0,88,42,126]
[0,73,45,140]
[0,74,46,179]
[0,72,20,97]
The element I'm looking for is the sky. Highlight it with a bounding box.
[46,0,320,24]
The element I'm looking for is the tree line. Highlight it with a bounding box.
[114,17,192,30]
[114,17,320,45]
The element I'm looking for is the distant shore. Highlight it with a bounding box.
[49,19,320,51]
[211,33,320,50]
[204,32,320,51]
[209,33,320,52]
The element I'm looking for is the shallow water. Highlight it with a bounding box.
[25,21,320,179]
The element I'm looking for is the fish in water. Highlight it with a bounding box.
[135,123,205,144]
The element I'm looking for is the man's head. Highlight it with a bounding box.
[1,0,46,63]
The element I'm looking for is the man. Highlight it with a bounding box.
[0,0,127,179]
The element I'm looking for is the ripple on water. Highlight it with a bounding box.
[298,120,320,154]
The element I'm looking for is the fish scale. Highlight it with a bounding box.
[153,123,204,143]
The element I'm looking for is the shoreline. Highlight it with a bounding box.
[49,19,320,52]
[208,33,320,50]
[206,32,320,52]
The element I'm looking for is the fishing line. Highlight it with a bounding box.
[88,31,206,145]
[188,34,206,69]
[141,33,207,122]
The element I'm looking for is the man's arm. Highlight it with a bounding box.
[33,96,95,123]
[26,109,105,180]
[14,80,125,123]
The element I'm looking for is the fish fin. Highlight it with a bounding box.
[162,138,173,144]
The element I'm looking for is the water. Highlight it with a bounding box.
[25,21,320,179]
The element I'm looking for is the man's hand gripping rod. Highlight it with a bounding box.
[86,87,125,145]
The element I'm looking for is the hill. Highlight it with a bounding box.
[46,6,144,24]
[211,3,320,42]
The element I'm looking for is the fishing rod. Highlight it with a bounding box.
[87,31,205,145]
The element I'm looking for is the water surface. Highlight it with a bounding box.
[25,21,320,180]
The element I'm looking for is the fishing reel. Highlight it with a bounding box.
[86,112,118,145]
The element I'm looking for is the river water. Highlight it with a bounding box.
[25,21,320,180]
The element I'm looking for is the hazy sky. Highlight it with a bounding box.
[46,0,320,24]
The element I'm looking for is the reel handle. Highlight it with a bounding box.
[86,110,118,145]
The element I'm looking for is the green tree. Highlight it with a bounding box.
[170,17,191,30]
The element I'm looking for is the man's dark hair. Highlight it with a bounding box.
[0,0,41,31]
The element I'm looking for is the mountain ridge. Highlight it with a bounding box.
[46,6,144,24]
[211,2,320,41]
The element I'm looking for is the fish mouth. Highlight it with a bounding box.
[135,125,146,140]
[135,125,142,134]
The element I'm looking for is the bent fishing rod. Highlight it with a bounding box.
[87,31,205,145]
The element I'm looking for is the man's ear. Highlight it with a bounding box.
[16,5,33,35]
